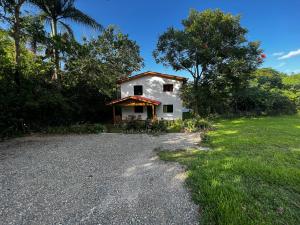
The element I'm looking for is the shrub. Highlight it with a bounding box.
[45,123,105,134]
[165,119,184,132]
[120,118,212,134]
[123,120,147,132]
[182,111,194,120]
[151,120,167,132]
[183,117,213,132]
[236,87,297,115]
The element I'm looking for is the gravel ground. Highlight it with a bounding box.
[0,133,200,225]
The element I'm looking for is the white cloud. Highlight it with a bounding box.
[276,62,286,68]
[278,49,300,60]
[272,52,285,56]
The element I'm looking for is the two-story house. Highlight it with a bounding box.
[108,71,187,123]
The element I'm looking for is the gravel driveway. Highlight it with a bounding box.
[0,133,200,225]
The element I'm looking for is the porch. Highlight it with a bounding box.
[107,96,161,124]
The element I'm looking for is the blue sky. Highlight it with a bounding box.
[38,0,300,77]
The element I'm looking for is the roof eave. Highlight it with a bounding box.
[117,71,187,84]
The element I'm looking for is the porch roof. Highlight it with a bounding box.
[107,96,161,106]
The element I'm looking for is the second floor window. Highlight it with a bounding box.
[163,84,173,92]
[134,85,143,95]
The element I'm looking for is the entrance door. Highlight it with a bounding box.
[147,106,153,119]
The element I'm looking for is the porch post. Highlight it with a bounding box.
[152,105,155,120]
[112,105,116,124]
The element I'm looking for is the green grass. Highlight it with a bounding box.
[159,113,300,225]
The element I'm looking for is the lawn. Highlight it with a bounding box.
[159,113,300,225]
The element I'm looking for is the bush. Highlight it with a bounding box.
[115,118,213,134]
[45,123,105,134]
[165,120,184,132]
[123,120,146,132]
[151,120,167,132]
[182,111,194,120]
[122,119,179,133]
[236,87,297,115]
[183,117,213,132]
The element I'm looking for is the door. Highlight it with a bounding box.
[147,106,153,119]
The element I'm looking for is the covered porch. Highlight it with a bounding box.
[107,96,161,124]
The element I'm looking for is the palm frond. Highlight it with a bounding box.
[58,20,74,38]
[62,7,102,30]
[29,0,52,15]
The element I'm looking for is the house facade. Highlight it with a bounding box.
[108,71,187,122]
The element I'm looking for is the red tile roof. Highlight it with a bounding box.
[107,96,161,106]
[117,71,187,84]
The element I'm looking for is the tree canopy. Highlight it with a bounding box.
[154,9,273,115]
[154,9,263,86]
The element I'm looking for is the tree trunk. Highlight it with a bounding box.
[13,2,22,86]
[193,77,200,115]
[50,18,60,81]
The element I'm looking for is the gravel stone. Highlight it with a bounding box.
[0,133,200,225]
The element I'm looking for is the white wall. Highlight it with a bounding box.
[121,76,184,120]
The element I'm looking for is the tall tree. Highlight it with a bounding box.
[0,0,26,85]
[153,9,263,114]
[31,0,101,80]
[64,26,144,97]
[23,15,48,55]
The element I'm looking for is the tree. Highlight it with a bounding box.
[64,26,144,95]
[31,0,102,80]
[0,0,27,85]
[153,9,263,114]
[253,68,284,89]
[23,15,48,55]
[62,26,144,122]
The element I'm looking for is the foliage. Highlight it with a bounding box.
[30,0,102,80]
[235,87,297,115]
[282,73,300,109]
[252,68,284,89]
[159,114,300,225]
[151,120,168,132]
[0,73,72,138]
[182,111,193,120]
[64,26,144,98]
[164,119,183,132]
[183,117,213,132]
[122,120,147,132]
[45,123,104,134]
[119,118,212,133]
[251,68,299,112]
[181,67,298,116]
[154,9,263,114]
[0,25,143,138]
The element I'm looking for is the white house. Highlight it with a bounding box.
[108,71,187,122]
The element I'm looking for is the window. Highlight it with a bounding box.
[163,104,173,113]
[134,85,143,95]
[163,84,173,92]
[134,106,144,113]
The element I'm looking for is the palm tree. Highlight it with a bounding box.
[31,0,101,80]
[23,15,48,55]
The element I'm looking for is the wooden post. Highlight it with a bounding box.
[152,105,155,120]
[112,105,116,124]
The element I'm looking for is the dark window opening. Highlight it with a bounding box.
[134,85,143,95]
[163,105,173,113]
[163,84,173,92]
[134,106,144,113]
